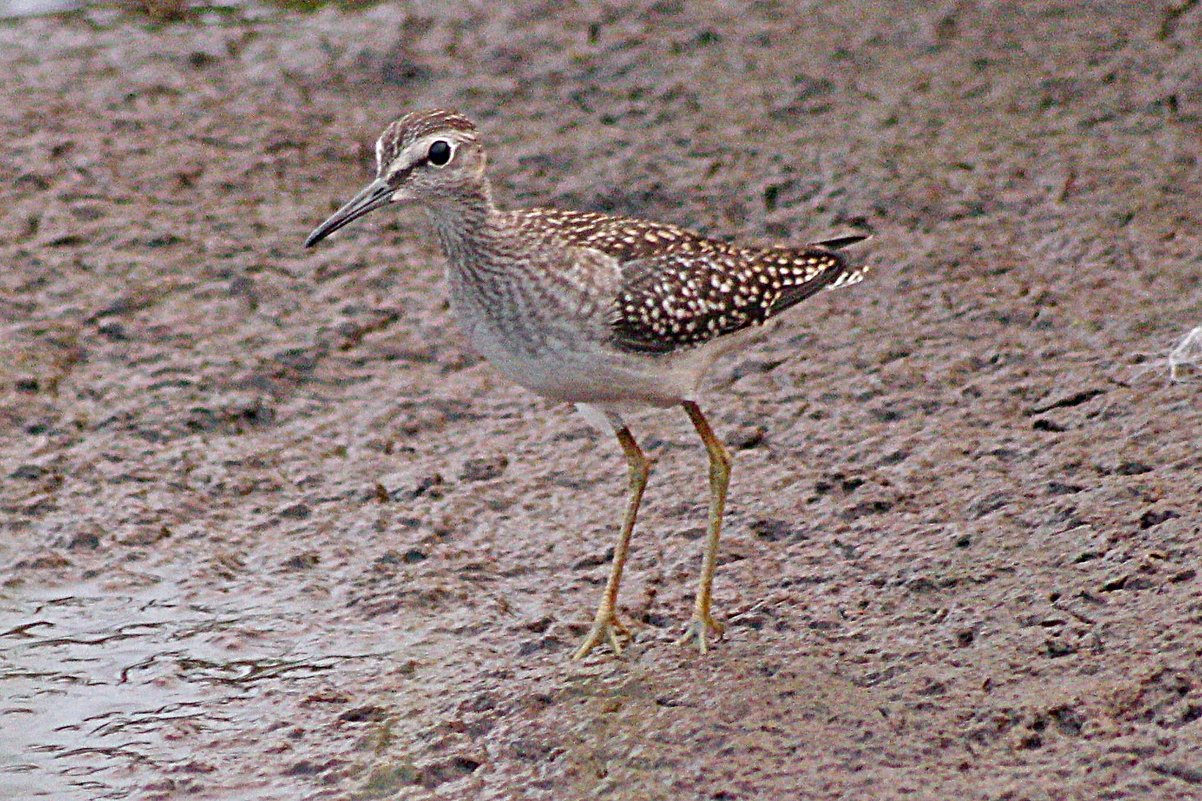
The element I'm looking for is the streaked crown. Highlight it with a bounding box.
[370,109,488,202]
[376,109,477,168]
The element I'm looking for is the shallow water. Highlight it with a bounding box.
[0,581,391,799]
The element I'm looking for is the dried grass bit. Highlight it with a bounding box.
[1168,326,1202,382]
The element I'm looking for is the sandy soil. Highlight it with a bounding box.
[2,1,1201,799]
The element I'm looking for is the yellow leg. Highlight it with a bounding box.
[676,401,731,653]
[572,424,651,660]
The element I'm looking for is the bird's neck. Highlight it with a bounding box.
[423,181,507,275]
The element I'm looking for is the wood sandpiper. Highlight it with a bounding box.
[305,109,870,660]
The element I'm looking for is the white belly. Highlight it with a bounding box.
[453,303,710,406]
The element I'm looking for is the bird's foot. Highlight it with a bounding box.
[572,612,630,660]
[675,612,725,654]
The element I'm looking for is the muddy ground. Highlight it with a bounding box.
[2,1,1201,799]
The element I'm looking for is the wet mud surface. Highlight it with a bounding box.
[2,1,1201,798]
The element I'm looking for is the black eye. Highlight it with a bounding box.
[428,140,452,166]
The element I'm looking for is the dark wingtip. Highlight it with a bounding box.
[813,234,872,250]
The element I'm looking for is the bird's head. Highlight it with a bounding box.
[305,109,486,248]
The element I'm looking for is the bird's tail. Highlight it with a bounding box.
[813,233,872,290]
[813,234,870,250]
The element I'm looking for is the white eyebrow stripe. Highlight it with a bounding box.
[382,134,463,179]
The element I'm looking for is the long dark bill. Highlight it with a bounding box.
[304,178,393,248]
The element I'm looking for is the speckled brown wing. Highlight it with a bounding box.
[505,208,868,355]
[608,239,864,355]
